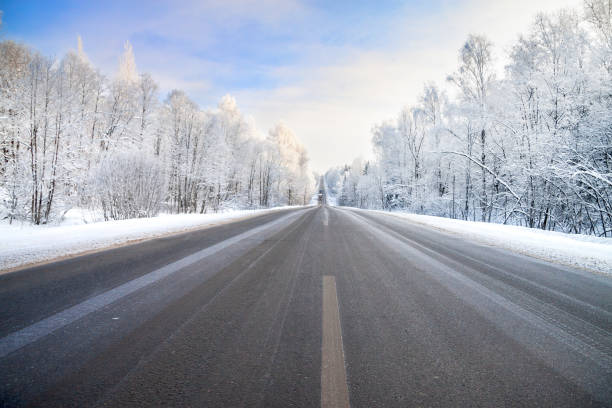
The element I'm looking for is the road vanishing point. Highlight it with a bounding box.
[1,194,611,407]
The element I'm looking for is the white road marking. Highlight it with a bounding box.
[323,207,329,226]
[322,275,350,408]
[0,210,306,359]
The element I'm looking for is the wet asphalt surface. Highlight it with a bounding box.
[1,205,611,407]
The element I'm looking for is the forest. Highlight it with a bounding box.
[0,34,313,224]
[327,0,612,237]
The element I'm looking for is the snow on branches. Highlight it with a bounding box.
[331,1,612,236]
[0,38,313,224]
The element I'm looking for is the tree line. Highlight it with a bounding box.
[328,0,612,236]
[0,35,312,224]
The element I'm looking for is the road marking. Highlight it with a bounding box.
[321,275,350,408]
[323,207,329,226]
[0,210,307,359]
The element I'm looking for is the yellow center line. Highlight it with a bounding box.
[321,275,350,408]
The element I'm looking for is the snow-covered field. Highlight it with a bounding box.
[361,209,612,276]
[0,206,307,272]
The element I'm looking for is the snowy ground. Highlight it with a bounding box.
[356,208,612,276]
[0,206,308,272]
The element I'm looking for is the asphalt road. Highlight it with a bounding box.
[1,204,611,407]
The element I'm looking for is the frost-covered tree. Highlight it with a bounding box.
[93,150,165,220]
[0,35,313,224]
[447,34,496,221]
[267,124,311,206]
[331,0,612,236]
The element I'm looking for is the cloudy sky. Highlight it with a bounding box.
[1,0,582,172]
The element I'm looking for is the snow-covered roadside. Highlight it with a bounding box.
[357,209,612,276]
[0,206,308,273]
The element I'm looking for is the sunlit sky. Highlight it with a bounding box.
[1,0,582,172]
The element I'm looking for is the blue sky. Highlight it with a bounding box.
[1,0,424,95]
[0,0,581,171]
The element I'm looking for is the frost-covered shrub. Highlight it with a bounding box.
[93,150,165,220]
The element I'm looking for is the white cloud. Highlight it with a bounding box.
[236,0,584,172]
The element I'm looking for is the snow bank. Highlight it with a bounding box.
[365,210,612,276]
[0,206,306,272]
